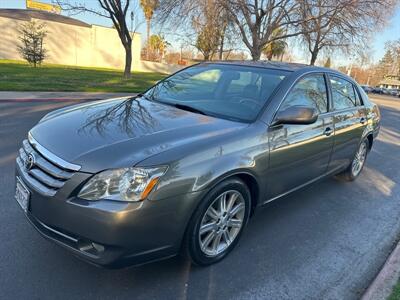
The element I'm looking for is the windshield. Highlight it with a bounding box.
[144,64,289,122]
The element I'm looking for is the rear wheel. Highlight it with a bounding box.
[336,139,369,181]
[184,178,251,266]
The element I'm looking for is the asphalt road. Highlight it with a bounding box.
[0,95,399,300]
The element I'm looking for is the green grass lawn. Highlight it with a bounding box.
[0,60,167,92]
[389,282,400,300]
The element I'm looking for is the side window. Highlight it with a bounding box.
[279,74,328,113]
[330,76,357,110]
[353,85,363,106]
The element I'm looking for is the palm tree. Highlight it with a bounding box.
[263,29,287,61]
[140,0,158,60]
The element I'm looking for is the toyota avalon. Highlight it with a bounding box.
[15,62,381,267]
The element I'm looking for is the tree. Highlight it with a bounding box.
[57,0,135,78]
[147,34,170,61]
[324,57,331,68]
[218,0,307,61]
[263,29,287,61]
[17,20,47,67]
[195,28,220,60]
[189,0,235,61]
[192,0,223,60]
[298,0,395,65]
[376,41,400,79]
[384,40,400,75]
[140,0,159,60]
[157,0,311,61]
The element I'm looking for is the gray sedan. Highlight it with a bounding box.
[15,62,380,267]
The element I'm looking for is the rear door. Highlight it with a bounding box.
[266,73,335,199]
[327,75,367,171]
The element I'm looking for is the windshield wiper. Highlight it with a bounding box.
[136,93,153,101]
[173,103,208,116]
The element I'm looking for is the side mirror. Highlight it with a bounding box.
[272,106,318,126]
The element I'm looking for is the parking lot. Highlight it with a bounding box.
[0,94,399,300]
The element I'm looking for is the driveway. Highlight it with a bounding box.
[0,95,399,299]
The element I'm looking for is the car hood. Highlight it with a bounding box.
[30,97,246,173]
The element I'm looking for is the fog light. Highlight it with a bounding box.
[78,240,105,255]
[92,242,105,253]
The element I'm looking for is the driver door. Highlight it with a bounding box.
[266,73,335,200]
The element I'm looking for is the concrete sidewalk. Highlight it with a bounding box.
[0,92,136,102]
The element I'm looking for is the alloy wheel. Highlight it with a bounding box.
[198,190,245,257]
[352,141,367,176]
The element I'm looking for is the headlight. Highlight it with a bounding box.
[78,166,168,202]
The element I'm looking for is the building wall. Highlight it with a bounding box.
[0,15,182,74]
[138,60,184,74]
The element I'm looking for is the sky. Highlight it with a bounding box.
[1,0,399,65]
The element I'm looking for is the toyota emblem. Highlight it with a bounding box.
[25,153,35,171]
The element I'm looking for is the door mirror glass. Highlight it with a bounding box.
[273,105,318,125]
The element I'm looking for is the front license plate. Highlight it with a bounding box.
[15,177,30,212]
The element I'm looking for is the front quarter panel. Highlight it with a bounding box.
[139,122,269,205]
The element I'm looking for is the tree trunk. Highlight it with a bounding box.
[146,19,151,60]
[219,35,225,60]
[310,51,318,65]
[219,23,227,60]
[309,43,319,66]
[251,48,262,61]
[124,43,132,79]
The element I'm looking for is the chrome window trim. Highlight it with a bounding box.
[28,132,81,171]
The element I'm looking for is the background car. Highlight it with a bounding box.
[372,87,383,94]
[361,85,372,93]
[389,89,399,97]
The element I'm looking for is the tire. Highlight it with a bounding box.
[184,177,251,266]
[336,139,369,181]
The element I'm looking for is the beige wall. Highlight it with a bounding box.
[138,60,184,74]
[0,15,182,74]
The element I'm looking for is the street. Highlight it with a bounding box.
[0,95,399,300]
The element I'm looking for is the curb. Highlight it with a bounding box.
[362,240,400,300]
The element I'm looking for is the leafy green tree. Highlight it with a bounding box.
[147,34,170,61]
[195,25,221,60]
[17,20,47,67]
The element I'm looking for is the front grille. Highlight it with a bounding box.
[16,135,80,197]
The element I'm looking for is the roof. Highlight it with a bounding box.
[201,60,325,72]
[0,9,91,28]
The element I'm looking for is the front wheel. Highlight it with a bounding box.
[336,139,369,181]
[184,178,251,266]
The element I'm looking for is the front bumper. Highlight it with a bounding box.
[15,165,202,268]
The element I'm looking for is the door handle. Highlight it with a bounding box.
[360,117,367,124]
[324,127,333,136]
